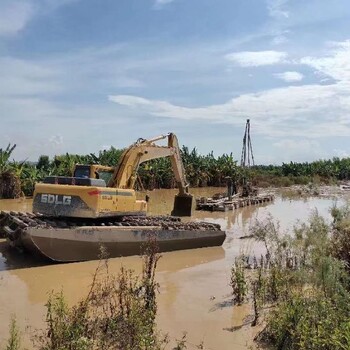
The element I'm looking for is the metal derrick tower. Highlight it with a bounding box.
[240,119,255,168]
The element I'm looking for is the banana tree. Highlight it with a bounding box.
[0,144,16,173]
[0,144,22,198]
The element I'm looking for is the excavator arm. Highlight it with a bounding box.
[108,133,193,216]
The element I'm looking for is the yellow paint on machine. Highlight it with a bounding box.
[34,183,147,218]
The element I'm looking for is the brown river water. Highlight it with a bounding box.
[0,188,345,349]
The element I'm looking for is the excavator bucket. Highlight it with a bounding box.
[171,194,194,216]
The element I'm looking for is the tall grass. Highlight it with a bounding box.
[33,239,165,350]
[230,209,350,350]
[5,239,194,350]
[5,317,20,350]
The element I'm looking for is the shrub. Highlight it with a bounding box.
[34,239,167,350]
[331,205,350,270]
[230,256,248,305]
[5,317,21,350]
[247,210,350,350]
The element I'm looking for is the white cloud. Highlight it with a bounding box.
[0,0,78,37]
[109,40,350,142]
[274,71,304,82]
[0,57,60,96]
[155,0,175,4]
[333,149,349,158]
[274,1,350,29]
[49,135,64,146]
[0,1,34,36]
[267,0,289,18]
[273,139,322,162]
[109,81,350,138]
[0,96,136,160]
[109,95,153,108]
[153,0,175,9]
[273,139,319,150]
[100,144,113,151]
[225,51,287,67]
[271,35,288,45]
[2,20,350,163]
[42,134,65,158]
[301,41,350,81]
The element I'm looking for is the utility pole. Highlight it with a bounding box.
[240,119,255,168]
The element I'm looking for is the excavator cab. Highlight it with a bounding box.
[73,165,91,178]
[73,164,114,184]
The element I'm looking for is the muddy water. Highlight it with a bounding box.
[0,188,342,349]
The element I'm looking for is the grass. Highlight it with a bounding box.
[229,208,350,350]
[5,317,20,350]
[4,238,196,350]
[34,238,165,350]
[230,256,248,305]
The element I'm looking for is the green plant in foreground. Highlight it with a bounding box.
[230,256,248,305]
[251,267,265,327]
[248,209,350,350]
[5,317,21,350]
[5,239,201,350]
[261,290,350,350]
[172,333,187,350]
[32,239,166,350]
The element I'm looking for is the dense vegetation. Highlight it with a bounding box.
[1,143,350,198]
[230,207,350,350]
[251,159,350,187]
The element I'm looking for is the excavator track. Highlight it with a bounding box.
[0,211,225,260]
[0,211,221,239]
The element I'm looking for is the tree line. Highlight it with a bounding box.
[1,143,350,198]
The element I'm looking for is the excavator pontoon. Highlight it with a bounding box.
[0,133,226,262]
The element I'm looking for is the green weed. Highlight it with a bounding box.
[247,209,350,350]
[230,256,248,305]
[5,317,21,350]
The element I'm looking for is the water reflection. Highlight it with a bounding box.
[0,198,33,212]
[7,246,224,304]
[0,240,48,271]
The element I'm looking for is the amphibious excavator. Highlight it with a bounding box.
[0,133,226,262]
[33,133,193,218]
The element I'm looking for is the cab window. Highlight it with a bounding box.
[74,166,90,178]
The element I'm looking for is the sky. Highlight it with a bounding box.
[1,0,350,164]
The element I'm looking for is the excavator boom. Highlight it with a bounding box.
[108,132,192,216]
[109,133,188,192]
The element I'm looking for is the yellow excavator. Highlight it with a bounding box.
[32,133,193,218]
